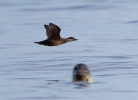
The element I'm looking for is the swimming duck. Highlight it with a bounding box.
[73,64,93,83]
[34,23,77,46]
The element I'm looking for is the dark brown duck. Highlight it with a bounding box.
[34,23,77,46]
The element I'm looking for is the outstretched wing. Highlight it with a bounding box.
[44,23,61,39]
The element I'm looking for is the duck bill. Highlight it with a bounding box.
[74,39,78,41]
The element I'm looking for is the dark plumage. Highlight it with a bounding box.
[34,23,77,46]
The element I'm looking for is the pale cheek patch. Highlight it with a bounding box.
[68,39,73,42]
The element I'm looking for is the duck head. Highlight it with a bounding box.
[67,37,78,42]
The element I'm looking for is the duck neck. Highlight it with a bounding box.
[63,38,69,43]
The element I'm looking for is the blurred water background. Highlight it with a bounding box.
[1,0,138,100]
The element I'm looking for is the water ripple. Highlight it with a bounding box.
[21,4,116,12]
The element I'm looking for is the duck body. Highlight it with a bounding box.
[34,23,77,46]
[34,38,67,46]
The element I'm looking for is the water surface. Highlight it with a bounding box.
[1,0,138,100]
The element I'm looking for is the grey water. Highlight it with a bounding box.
[1,0,138,100]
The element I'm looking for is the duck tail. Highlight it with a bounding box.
[34,42,39,44]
